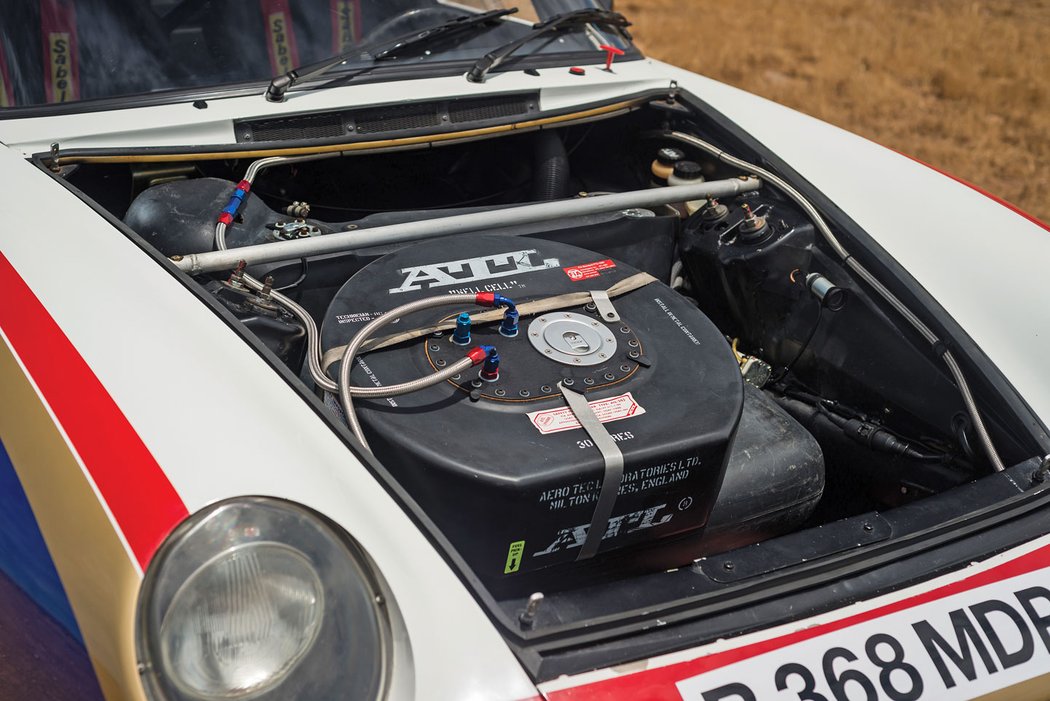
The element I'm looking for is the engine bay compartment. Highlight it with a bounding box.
[51,91,1048,668]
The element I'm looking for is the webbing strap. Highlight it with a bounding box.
[321,271,657,374]
[558,381,624,561]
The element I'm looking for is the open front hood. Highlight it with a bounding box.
[2,50,1049,701]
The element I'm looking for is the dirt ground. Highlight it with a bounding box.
[622,0,1050,224]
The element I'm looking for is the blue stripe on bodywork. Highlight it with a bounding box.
[0,438,104,698]
[0,438,81,639]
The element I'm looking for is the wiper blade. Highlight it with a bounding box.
[371,7,517,61]
[466,8,631,84]
[265,7,518,102]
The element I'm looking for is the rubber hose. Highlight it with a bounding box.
[531,131,571,201]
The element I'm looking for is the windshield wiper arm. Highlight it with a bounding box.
[371,7,518,61]
[466,8,631,84]
[265,7,518,102]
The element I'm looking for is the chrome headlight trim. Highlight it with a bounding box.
[136,497,390,701]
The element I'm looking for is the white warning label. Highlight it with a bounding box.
[527,392,646,435]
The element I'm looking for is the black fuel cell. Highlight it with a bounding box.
[320,235,743,585]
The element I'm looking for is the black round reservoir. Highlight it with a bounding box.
[320,235,743,582]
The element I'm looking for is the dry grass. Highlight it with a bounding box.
[623,0,1050,223]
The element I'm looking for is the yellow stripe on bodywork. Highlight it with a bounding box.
[50,98,644,165]
[0,336,146,701]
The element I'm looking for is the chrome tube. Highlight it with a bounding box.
[177,177,762,274]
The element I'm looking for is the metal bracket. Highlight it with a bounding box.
[590,290,620,322]
[49,142,61,172]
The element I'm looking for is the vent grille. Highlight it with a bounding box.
[355,103,441,134]
[249,114,344,142]
[450,95,530,123]
[236,93,538,143]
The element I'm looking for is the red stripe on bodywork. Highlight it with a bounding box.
[0,252,187,570]
[894,150,1050,234]
[547,542,1050,699]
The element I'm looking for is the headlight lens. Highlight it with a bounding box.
[137,498,388,701]
[161,542,324,699]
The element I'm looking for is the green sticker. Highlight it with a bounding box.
[504,540,525,574]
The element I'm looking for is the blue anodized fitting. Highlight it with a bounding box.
[452,312,472,345]
[499,308,520,337]
[480,346,500,382]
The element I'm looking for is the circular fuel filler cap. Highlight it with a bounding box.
[528,312,618,366]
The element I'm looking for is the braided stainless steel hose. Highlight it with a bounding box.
[338,295,482,451]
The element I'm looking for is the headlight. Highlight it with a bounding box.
[137,498,389,701]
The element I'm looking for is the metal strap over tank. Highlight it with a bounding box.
[320,272,657,373]
[174,177,762,274]
[558,381,625,561]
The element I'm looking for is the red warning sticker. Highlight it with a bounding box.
[564,259,616,282]
[528,392,645,435]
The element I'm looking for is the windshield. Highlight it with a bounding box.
[0,0,631,110]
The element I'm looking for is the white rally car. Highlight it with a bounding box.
[2,2,1049,700]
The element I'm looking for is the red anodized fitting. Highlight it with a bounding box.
[467,346,490,365]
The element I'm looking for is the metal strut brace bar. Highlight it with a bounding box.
[174,178,762,274]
